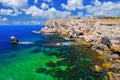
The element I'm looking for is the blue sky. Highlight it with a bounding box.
[0,0,120,25]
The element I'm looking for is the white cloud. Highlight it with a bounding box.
[41,3,49,9]
[25,6,69,18]
[61,0,120,17]
[93,0,102,6]
[25,6,43,17]
[31,20,43,25]
[0,17,8,22]
[0,9,22,16]
[61,0,84,10]
[34,0,38,4]
[44,7,70,18]
[0,0,28,9]
[43,0,52,2]
[77,12,83,17]
[86,1,120,16]
[13,20,44,25]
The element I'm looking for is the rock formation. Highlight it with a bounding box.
[10,36,19,44]
[40,17,120,80]
[41,18,120,54]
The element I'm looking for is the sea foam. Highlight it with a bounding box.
[18,41,34,45]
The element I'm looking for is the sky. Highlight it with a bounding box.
[0,0,120,25]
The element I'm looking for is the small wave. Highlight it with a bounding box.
[55,42,74,46]
[18,41,34,45]
[63,37,70,40]
[32,30,41,34]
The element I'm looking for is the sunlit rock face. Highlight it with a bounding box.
[10,36,19,44]
[41,18,120,53]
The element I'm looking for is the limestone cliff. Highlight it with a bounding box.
[41,18,120,53]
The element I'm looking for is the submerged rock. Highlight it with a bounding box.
[107,72,114,80]
[32,49,41,53]
[36,68,47,73]
[93,65,102,72]
[9,54,16,58]
[45,62,56,68]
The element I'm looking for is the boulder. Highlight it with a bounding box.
[93,65,102,72]
[102,63,113,70]
[111,44,120,53]
[113,73,120,80]
[10,36,19,44]
[111,54,119,60]
[107,72,114,80]
[101,36,111,48]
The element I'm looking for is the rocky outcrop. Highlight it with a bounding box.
[111,39,120,53]
[10,36,19,44]
[69,28,76,38]
[41,19,70,34]
[41,18,120,54]
[40,17,120,80]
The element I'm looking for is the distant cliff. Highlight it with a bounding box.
[41,18,120,53]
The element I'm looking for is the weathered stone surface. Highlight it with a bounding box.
[107,71,114,80]
[111,54,120,60]
[69,28,76,38]
[41,18,120,54]
[40,17,120,80]
[101,36,111,48]
[113,73,120,80]
[102,62,113,70]
[111,44,120,53]
[93,65,102,72]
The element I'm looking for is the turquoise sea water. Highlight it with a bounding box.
[0,25,108,80]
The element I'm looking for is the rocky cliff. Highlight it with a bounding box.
[40,18,120,79]
[41,18,120,54]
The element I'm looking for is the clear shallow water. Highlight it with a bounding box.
[0,25,108,80]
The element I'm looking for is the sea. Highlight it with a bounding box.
[0,25,108,80]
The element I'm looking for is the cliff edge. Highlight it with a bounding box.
[41,18,120,54]
[41,17,120,79]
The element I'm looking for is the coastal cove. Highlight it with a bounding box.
[40,17,120,80]
[0,0,120,79]
[0,25,110,80]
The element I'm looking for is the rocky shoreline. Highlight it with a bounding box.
[41,17,120,80]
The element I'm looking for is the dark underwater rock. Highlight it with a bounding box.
[32,49,41,53]
[45,62,56,68]
[36,68,47,73]
[9,54,16,58]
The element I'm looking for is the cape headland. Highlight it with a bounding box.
[41,16,120,80]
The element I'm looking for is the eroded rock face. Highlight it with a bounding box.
[42,19,70,34]
[111,44,120,53]
[69,28,76,38]
[101,36,111,48]
[111,54,120,60]
[41,18,120,53]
